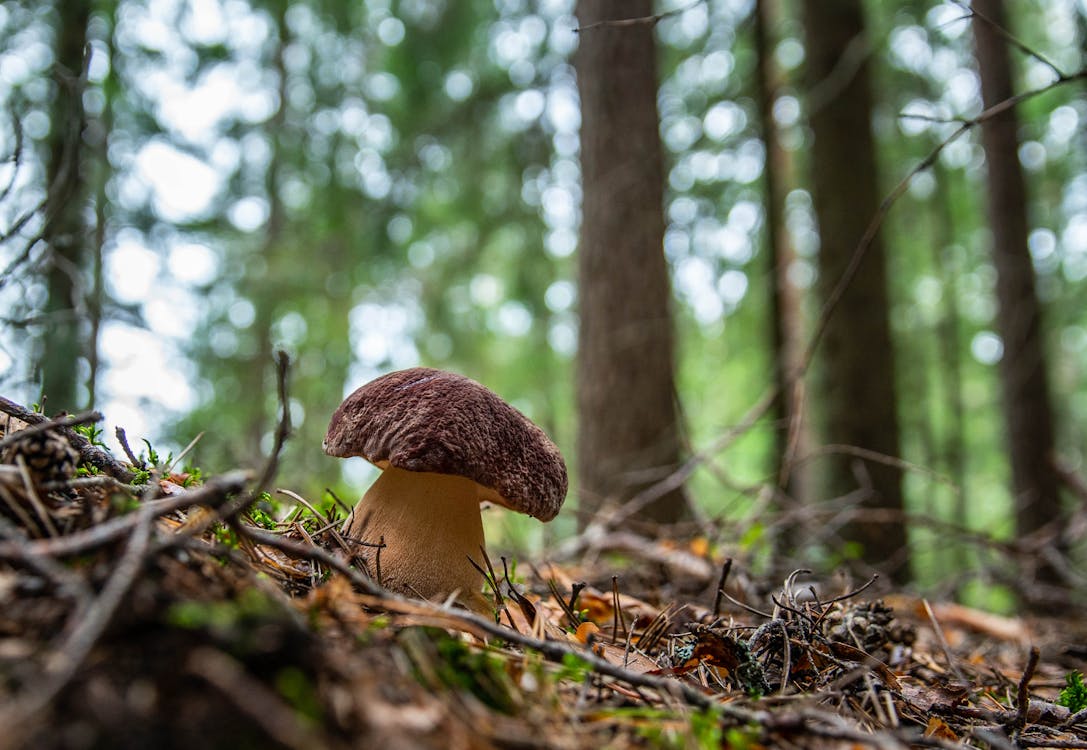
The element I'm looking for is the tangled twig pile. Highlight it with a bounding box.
[0,395,1085,749]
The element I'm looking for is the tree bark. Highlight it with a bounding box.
[801,0,910,582]
[972,0,1064,587]
[754,0,811,539]
[39,0,91,413]
[574,0,690,528]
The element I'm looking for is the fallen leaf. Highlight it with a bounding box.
[925,716,958,741]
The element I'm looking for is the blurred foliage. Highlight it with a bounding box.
[0,0,1085,602]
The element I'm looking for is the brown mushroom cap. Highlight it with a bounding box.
[324,367,567,521]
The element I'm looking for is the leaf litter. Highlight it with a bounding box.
[1,397,1086,749]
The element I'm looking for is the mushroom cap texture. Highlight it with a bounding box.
[324,367,567,521]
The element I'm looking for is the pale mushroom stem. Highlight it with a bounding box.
[343,466,490,612]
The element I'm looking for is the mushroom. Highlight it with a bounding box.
[323,367,567,611]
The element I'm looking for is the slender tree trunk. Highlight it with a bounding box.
[574,0,690,528]
[39,0,91,413]
[754,0,810,542]
[86,7,118,411]
[801,0,910,583]
[931,165,969,580]
[972,0,1064,588]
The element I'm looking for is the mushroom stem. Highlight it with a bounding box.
[343,466,489,612]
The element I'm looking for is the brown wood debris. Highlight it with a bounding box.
[0,396,1085,749]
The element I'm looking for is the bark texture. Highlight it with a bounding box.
[972,0,1063,586]
[574,0,690,527]
[755,0,811,534]
[39,0,91,413]
[802,0,910,582]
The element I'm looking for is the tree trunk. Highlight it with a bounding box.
[39,0,91,413]
[754,0,811,541]
[972,0,1064,588]
[86,4,119,411]
[574,0,690,528]
[801,0,910,582]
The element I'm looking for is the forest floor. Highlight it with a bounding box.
[1,397,1086,750]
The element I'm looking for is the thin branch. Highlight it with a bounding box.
[0,103,25,203]
[187,647,321,750]
[712,558,733,619]
[0,470,250,561]
[0,409,101,454]
[254,350,291,497]
[954,0,1065,80]
[0,494,154,744]
[1011,646,1041,736]
[801,66,1087,375]
[113,427,144,470]
[574,0,705,34]
[922,598,967,683]
[0,397,134,482]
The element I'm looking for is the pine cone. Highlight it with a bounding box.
[1,428,80,484]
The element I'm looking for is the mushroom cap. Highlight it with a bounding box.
[324,367,567,521]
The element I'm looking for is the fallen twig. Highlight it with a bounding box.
[234,523,766,718]
[0,470,250,561]
[0,397,134,482]
[0,493,154,749]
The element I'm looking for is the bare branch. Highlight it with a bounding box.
[574,0,706,34]
[953,0,1066,80]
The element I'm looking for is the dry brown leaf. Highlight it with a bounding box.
[899,679,970,712]
[924,716,958,741]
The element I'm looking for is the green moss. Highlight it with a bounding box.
[399,627,519,714]
[275,666,323,723]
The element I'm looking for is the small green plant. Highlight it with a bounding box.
[248,505,278,530]
[111,494,141,514]
[1059,671,1087,713]
[213,523,240,549]
[141,438,161,467]
[556,651,591,683]
[74,423,107,448]
[181,464,203,486]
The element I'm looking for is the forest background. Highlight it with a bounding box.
[1,0,1085,612]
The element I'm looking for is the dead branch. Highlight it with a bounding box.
[0,494,154,749]
[0,470,250,561]
[187,647,321,750]
[573,0,705,34]
[0,396,134,482]
[253,350,291,497]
